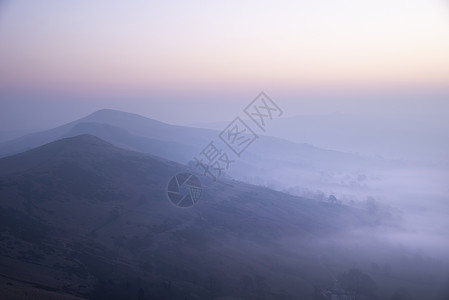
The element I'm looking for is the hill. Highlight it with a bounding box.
[0,109,216,159]
[0,135,377,299]
[0,109,396,203]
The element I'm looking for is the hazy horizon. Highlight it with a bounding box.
[1,0,449,131]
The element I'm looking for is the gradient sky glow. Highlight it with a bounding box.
[1,0,449,128]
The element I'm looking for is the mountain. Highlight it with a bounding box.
[0,109,394,200]
[0,109,216,159]
[255,114,449,164]
[0,129,38,143]
[192,113,449,164]
[0,135,377,299]
[1,135,446,299]
[0,109,388,169]
[0,108,392,176]
[63,122,198,164]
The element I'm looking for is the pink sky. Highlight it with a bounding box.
[0,0,448,128]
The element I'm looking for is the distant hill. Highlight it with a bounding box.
[63,122,198,164]
[0,129,38,143]
[0,109,216,159]
[0,109,372,168]
[251,114,449,163]
[0,109,406,205]
[193,113,449,164]
[0,135,375,299]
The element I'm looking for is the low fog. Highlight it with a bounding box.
[1,103,448,299]
[216,111,449,294]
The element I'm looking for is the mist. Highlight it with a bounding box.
[1,0,449,299]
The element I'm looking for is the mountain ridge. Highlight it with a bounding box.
[0,134,378,299]
[0,109,216,158]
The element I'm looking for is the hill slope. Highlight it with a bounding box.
[0,109,216,159]
[0,109,397,204]
[0,135,375,299]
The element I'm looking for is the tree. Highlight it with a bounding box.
[327,195,338,204]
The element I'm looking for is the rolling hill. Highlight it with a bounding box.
[0,109,396,203]
[0,109,216,159]
[0,135,379,299]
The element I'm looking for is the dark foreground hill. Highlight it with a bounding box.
[0,135,423,299]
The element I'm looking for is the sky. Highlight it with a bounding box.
[1,0,449,130]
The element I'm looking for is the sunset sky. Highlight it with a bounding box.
[1,0,449,129]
